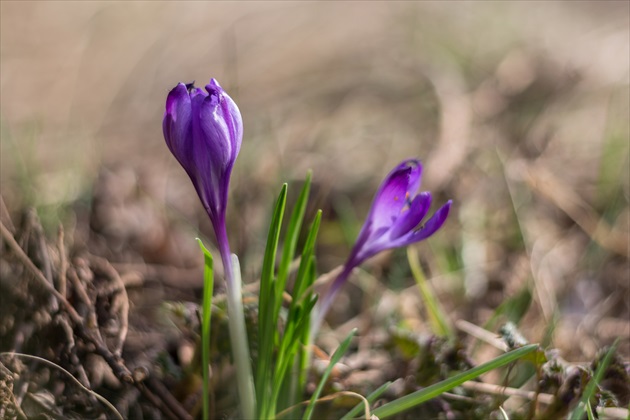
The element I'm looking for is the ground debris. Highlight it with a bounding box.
[0,207,194,419]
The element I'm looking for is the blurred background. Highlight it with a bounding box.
[1,1,628,361]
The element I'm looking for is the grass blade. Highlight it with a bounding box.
[569,339,619,420]
[276,171,312,319]
[260,184,288,318]
[256,184,287,417]
[292,210,321,303]
[407,246,453,338]
[339,381,392,420]
[287,211,322,402]
[303,328,357,420]
[196,239,214,420]
[372,344,539,419]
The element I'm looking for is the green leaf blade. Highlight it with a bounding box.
[372,344,539,419]
[276,171,312,315]
[196,239,214,420]
[303,328,357,420]
[569,340,619,420]
[256,184,287,417]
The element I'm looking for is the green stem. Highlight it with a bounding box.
[215,223,256,419]
[226,254,256,419]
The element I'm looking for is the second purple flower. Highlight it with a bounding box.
[315,159,452,328]
[346,159,451,267]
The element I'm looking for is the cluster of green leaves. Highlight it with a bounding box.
[255,173,321,419]
[250,176,544,419]
[194,173,624,420]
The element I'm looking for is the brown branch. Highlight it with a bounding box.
[67,267,99,329]
[55,314,91,389]
[0,194,15,233]
[57,225,68,298]
[146,376,194,420]
[1,220,82,324]
[87,255,129,357]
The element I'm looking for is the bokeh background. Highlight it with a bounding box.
[2,1,629,361]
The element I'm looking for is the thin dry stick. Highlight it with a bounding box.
[35,222,54,286]
[32,214,58,325]
[456,319,508,352]
[146,376,194,420]
[502,163,555,322]
[461,380,555,405]
[0,194,16,233]
[88,255,130,357]
[55,314,91,389]
[116,387,141,419]
[57,225,68,298]
[1,221,82,324]
[524,164,628,257]
[67,267,100,330]
[464,381,629,419]
[135,382,184,420]
[1,352,124,420]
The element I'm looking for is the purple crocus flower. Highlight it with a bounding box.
[163,79,256,417]
[163,79,242,240]
[314,159,452,331]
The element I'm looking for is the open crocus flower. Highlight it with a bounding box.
[314,159,452,331]
[163,79,242,231]
[345,159,451,265]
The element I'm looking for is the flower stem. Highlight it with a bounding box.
[310,264,354,342]
[215,222,256,419]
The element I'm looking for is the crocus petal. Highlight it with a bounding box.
[163,83,192,162]
[197,95,232,170]
[404,160,423,199]
[186,90,216,207]
[206,79,243,161]
[393,200,452,247]
[367,159,422,232]
[388,192,432,239]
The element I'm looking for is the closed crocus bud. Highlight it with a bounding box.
[163,79,242,229]
[314,159,451,331]
[164,80,256,417]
